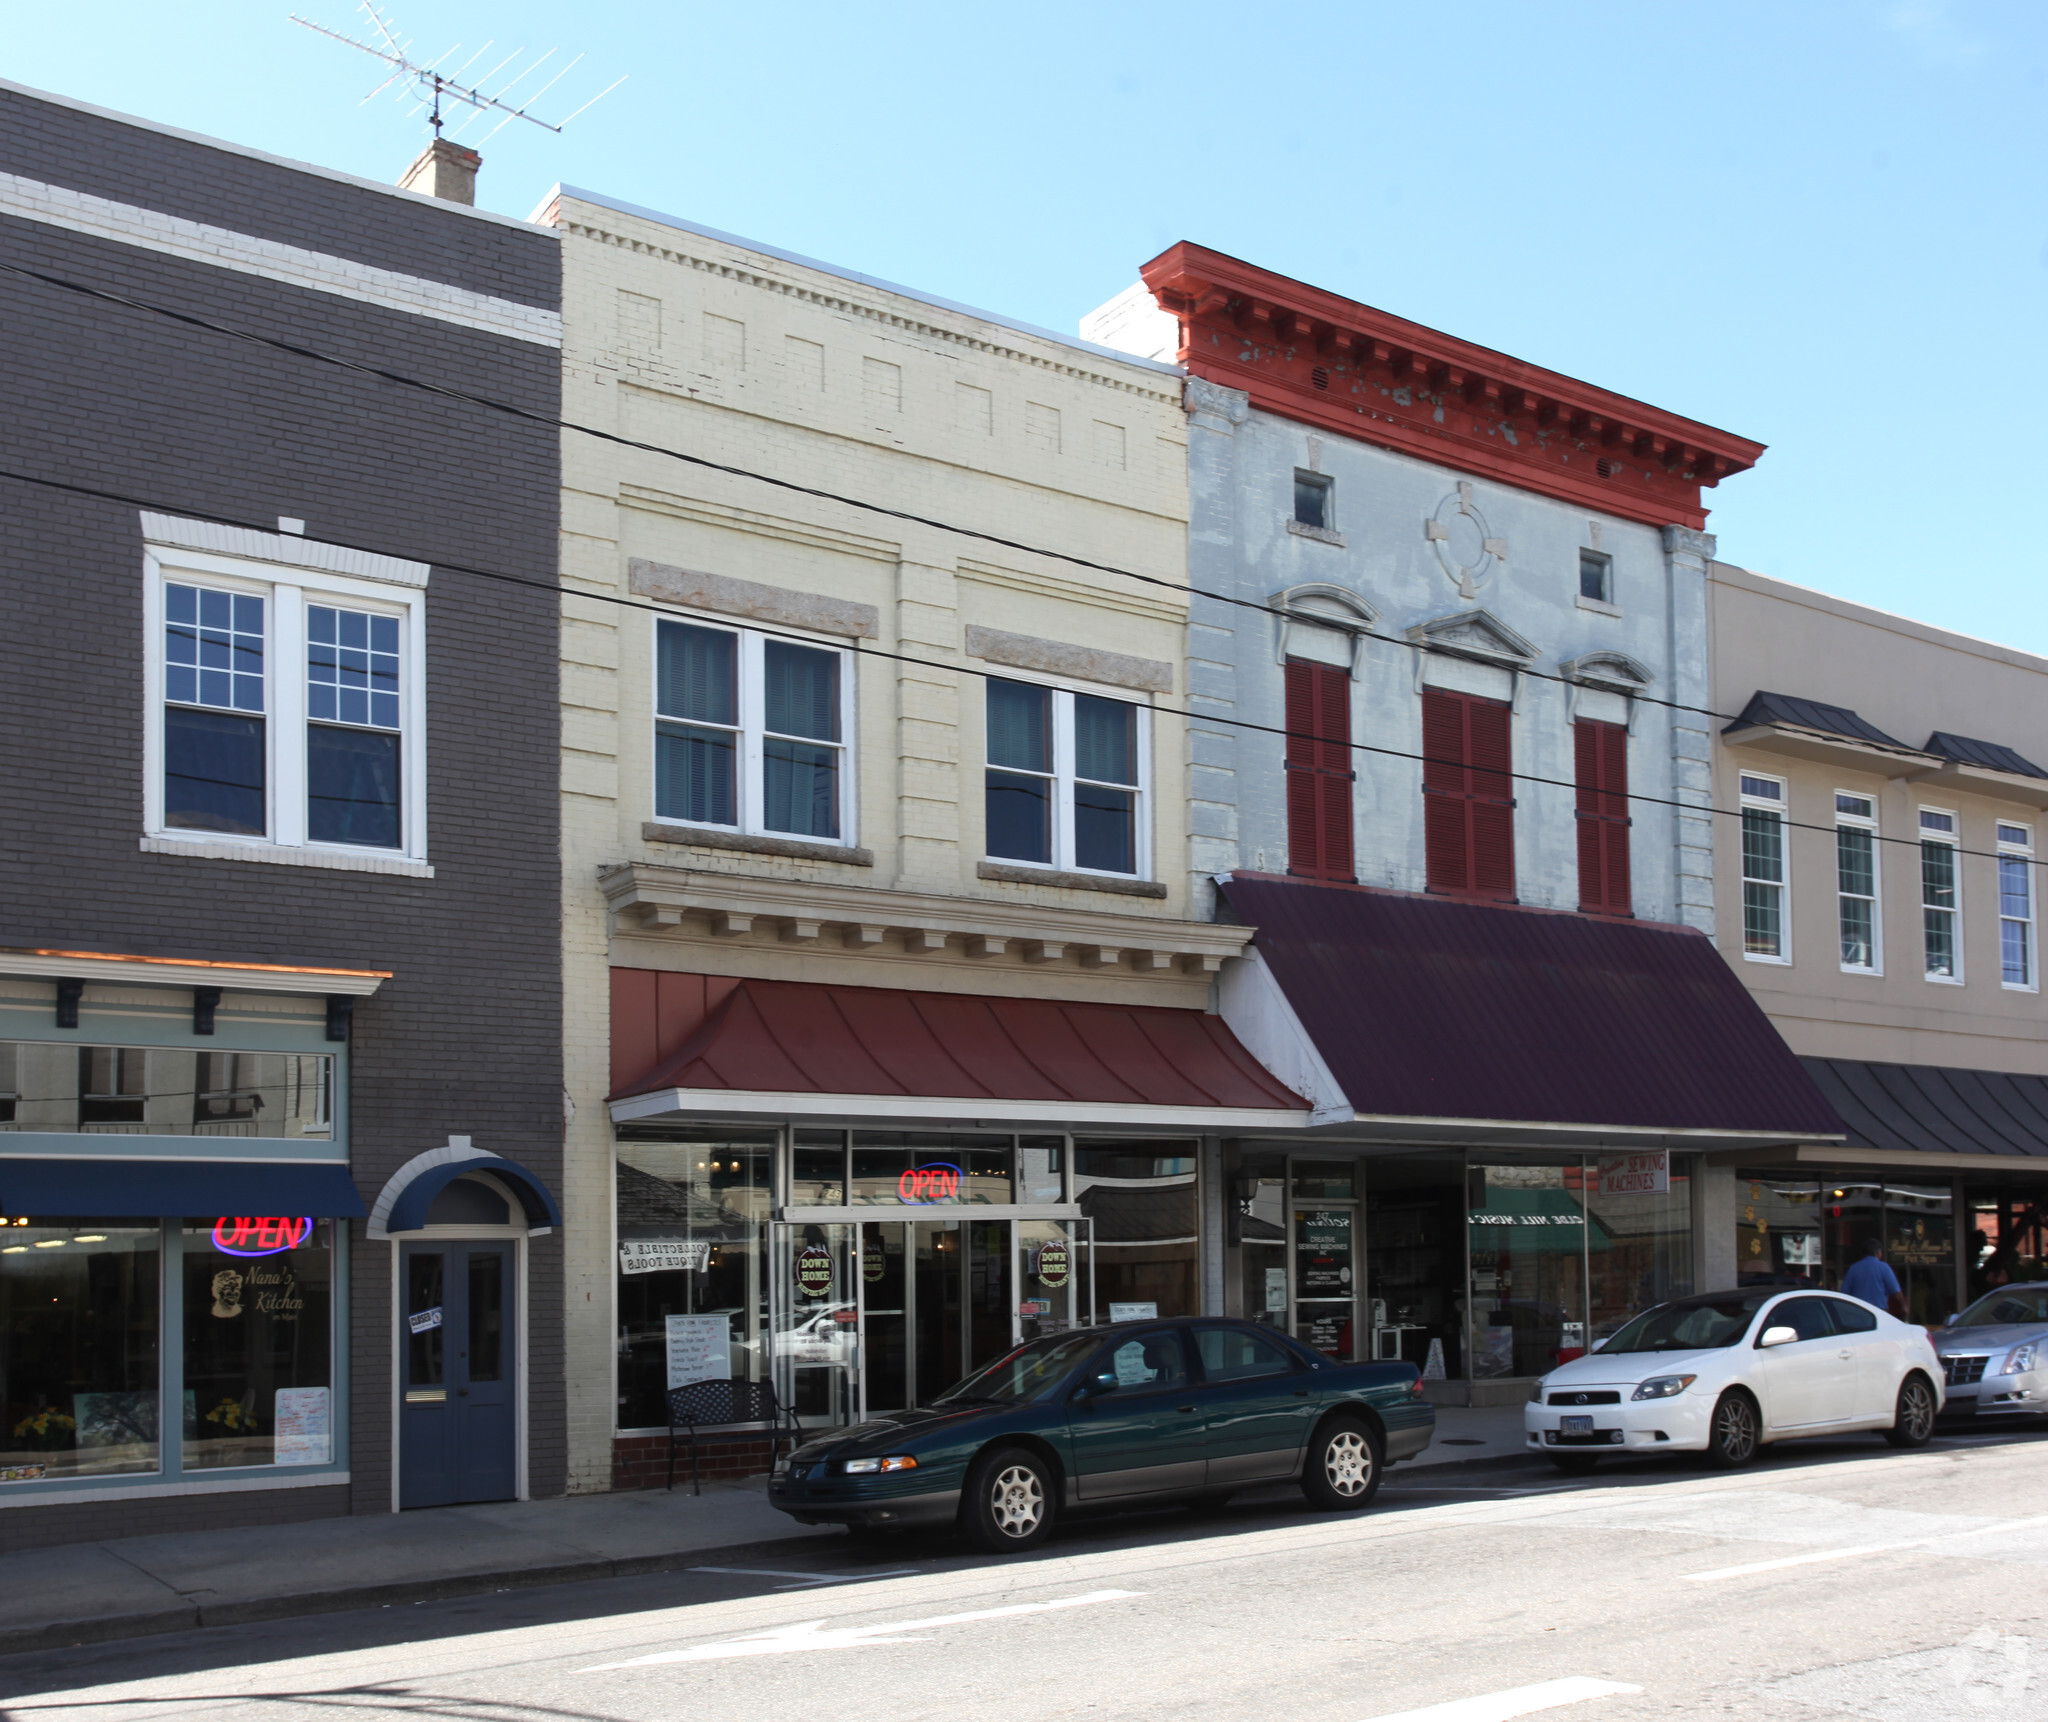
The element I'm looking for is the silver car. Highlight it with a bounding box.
[1933,1283,2048,1419]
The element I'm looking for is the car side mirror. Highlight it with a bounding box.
[1073,1372,1116,1400]
[1944,1313,1959,1326]
[1758,1325,1799,1348]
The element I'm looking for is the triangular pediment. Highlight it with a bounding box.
[1560,651,1654,692]
[1404,607,1539,666]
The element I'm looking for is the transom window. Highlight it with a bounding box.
[148,548,424,862]
[1999,822,2035,990]
[985,678,1147,877]
[1835,791,1879,973]
[1920,808,1960,981]
[654,619,851,843]
[1739,773,1788,960]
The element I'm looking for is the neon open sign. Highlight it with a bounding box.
[212,1217,313,1256]
[897,1163,963,1205]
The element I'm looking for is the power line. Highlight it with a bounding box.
[2,463,2032,872]
[2,256,1761,730]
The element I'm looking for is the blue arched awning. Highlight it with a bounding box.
[370,1144,562,1238]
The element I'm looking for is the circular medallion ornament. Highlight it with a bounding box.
[1033,1240,1071,1290]
[1425,481,1507,600]
[795,1244,834,1298]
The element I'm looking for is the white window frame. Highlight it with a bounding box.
[1997,820,2036,993]
[143,546,428,866]
[1918,806,1963,984]
[1738,771,1790,964]
[649,613,858,847]
[1833,790,1881,975]
[982,668,1154,880]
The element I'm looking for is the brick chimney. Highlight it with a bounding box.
[398,139,480,206]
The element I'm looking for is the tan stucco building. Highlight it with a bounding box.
[1706,561,2048,1325]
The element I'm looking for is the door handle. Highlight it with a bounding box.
[458,1388,469,1397]
[1294,1389,1310,1398]
[1838,1350,1852,1360]
[1177,1405,1197,1414]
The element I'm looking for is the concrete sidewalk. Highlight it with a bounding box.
[0,1406,1533,1656]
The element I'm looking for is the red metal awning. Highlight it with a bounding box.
[608,977,1311,1129]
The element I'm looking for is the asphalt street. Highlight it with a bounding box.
[3,1422,2046,1722]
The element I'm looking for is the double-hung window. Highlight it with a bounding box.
[145,541,426,864]
[654,618,852,842]
[1999,822,2035,990]
[984,678,1147,877]
[1835,792,1880,972]
[1739,773,1788,960]
[1920,808,1961,980]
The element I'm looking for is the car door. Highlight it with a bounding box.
[1822,1295,1900,1423]
[1755,1295,1858,1430]
[1192,1323,1316,1484]
[1065,1329,1207,1500]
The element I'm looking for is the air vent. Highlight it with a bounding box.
[1596,458,1617,478]
[1311,366,1330,391]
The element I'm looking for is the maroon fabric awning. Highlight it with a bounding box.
[609,977,1310,1116]
[1220,876,1842,1138]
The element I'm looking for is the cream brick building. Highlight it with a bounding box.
[539,189,1309,1491]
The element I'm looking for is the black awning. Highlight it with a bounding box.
[1220,877,1842,1140]
[1800,1058,2048,1160]
[0,1157,365,1218]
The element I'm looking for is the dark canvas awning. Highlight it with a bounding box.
[1219,876,1842,1146]
[609,977,1311,1130]
[0,1158,365,1218]
[1799,1058,2048,1165]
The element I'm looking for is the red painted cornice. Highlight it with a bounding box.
[1139,243,1764,531]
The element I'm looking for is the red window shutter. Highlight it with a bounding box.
[1423,687,1514,900]
[1285,658,1354,882]
[1574,718,1632,915]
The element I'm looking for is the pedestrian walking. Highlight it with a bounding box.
[1841,1239,1908,1320]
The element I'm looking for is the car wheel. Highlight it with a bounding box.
[1704,1389,1761,1468]
[1884,1373,1938,1449]
[959,1446,1056,1553]
[1300,1416,1384,1511]
[1550,1454,1599,1475]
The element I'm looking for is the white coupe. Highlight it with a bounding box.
[1524,1287,1944,1471]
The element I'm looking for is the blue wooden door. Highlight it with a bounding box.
[399,1244,516,1508]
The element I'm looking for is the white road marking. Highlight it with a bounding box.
[690,1565,922,1589]
[580,1587,1146,1668]
[1683,1509,2048,1581]
[1359,1676,1642,1721]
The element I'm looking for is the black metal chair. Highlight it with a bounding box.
[665,1379,803,1494]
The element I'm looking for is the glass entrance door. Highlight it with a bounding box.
[856,1218,1015,1415]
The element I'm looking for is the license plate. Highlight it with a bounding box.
[1561,1415,1593,1435]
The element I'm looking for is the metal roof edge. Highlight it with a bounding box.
[0,77,557,235]
[554,184,1186,379]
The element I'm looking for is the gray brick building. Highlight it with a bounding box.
[0,80,563,1547]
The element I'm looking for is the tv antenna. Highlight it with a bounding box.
[290,2,624,144]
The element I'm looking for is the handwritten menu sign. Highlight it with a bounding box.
[665,1314,731,1390]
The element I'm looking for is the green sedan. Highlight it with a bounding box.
[767,1318,1436,1552]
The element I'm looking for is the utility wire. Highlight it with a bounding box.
[4,256,1776,731]
[2,463,2031,871]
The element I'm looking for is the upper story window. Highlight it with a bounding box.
[1573,719,1631,916]
[146,548,424,862]
[1292,472,1333,531]
[984,678,1148,878]
[1578,550,1613,604]
[1739,773,1788,961]
[654,619,852,843]
[1835,792,1879,973]
[1919,808,1960,981]
[1284,658,1354,884]
[1999,821,2035,990]
[1422,687,1515,902]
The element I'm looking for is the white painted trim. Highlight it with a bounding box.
[142,514,430,589]
[610,1088,1311,1131]
[1,169,560,347]
[140,837,435,877]
[0,1469,348,1509]
[1214,949,1355,1125]
[0,948,384,995]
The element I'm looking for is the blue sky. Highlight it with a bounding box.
[12,1,2045,650]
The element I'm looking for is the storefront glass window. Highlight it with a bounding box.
[1237,1173,1288,1333]
[614,1130,774,1430]
[1584,1160,1694,1345]
[1363,1155,1464,1376]
[1736,1176,1822,1285]
[790,1130,845,1206]
[1967,1186,2048,1303]
[1,1220,161,1481]
[182,1219,333,1469]
[0,1042,331,1137]
[1736,1173,1957,1324]
[850,1132,1012,1205]
[1018,1135,1065,1204]
[1467,1164,1587,1377]
[1881,1182,1955,1326]
[1075,1139,1197,1323]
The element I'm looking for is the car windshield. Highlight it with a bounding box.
[1598,1293,1771,1354]
[933,1332,1102,1405]
[1952,1287,2048,1328]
